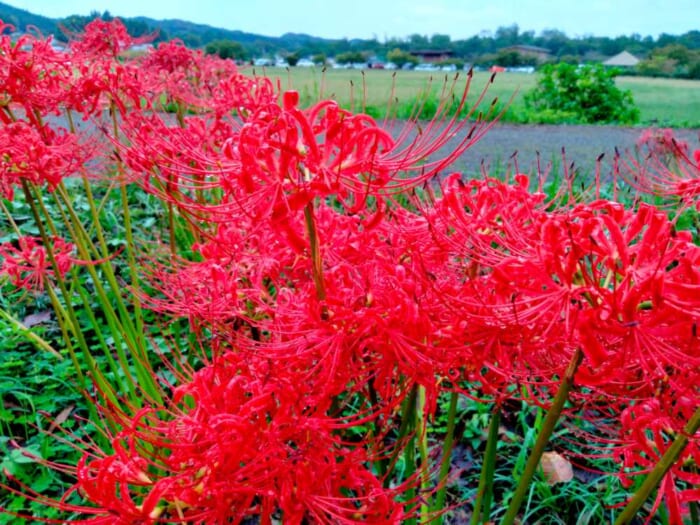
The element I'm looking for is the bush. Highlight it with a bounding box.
[204,39,248,61]
[386,48,418,68]
[524,63,640,124]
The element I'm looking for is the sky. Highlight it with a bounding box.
[4,0,699,40]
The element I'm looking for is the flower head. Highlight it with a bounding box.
[0,236,77,292]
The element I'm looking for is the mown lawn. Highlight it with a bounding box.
[246,67,700,127]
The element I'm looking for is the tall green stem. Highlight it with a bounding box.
[434,391,459,522]
[500,347,584,525]
[471,406,501,525]
[110,105,146,348]
[51,184,161,404]
[20,181,116,408]
[614,405,700,525]
[416,386,431,523]
[400,386,419,525]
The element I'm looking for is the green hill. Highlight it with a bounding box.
[0,1,336,52]
[0,1,57,35]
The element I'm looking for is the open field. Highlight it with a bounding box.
[242,67,700,177]
[246,67,700,127]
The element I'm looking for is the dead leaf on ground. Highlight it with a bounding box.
[47,405,75,434]
[540,451,574,485]
[23,311,52,327]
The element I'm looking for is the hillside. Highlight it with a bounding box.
[0,1,336,51]
[0,1,57,34]
[1,0,699,78]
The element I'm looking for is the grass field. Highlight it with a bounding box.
[246,67,700,127]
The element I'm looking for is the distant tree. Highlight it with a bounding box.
[537,29,569,55]
[286,52,300,66]
[494,24,519,47]
[558,54,581,65]
[429,33,451,49]
[494,50,521,67]
[205,40,248,61]
[678,30,700,49]
[408,33,429,49]
[637,56,678,77]
[638,44,700,78]
[386,48,418,67]
[180,32,202,48]
[311,53,327,65]
[655,44,692,64]
[335,51,365,64]
[689,61,700,79]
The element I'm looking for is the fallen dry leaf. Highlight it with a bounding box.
[540,451,574,485]
[47,405,75,434]
[23,311,52,327]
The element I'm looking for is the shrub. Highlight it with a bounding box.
[524,63,640,124]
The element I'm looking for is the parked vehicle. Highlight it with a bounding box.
[415,63,440,72]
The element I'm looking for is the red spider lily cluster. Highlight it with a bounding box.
[0,236,77,291]
[1,18,700,524]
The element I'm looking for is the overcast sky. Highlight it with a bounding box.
[4,0,699,40]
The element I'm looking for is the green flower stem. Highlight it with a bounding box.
[434,391,459,521]
[385,383,417,489]
[416,385,431,524]
[501,347,584,525]
[0,199,23,238]
[471,406,501,525]
[73,282,133,400]
[110,105,146,349]
[0,309,62,360]
[119,183,146,335]
[51,184,162,404]
[20,181,115,408]
[401,385,419,525]
[614,404,700,525]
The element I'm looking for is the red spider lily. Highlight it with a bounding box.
[60,20,165,117]
[117,74,498,225]
[616,397,700,524]
[140,198,452,412]
[63,51,148,117]
[7,349,409,524]
[423,175,700,400]
[138,40,276,116]
[0,120,89,200]
[0,22,72,122]
[0,236,77,291]
[636,128,689,159]
[66,18,152,59]
[116,110,242,193]
[620,129,700,207]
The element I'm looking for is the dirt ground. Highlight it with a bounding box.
[53,112,700,182]
[424,122,700,180]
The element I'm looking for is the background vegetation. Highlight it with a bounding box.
[246,67,700,127]
[1,2,700,78]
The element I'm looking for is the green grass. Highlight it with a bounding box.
[617,75,700,127]
[246,67,700,127]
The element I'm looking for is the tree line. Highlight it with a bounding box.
[3,4,699,79]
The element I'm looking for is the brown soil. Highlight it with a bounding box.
[438,123,700,179]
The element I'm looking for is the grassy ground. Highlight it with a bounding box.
[616,75,700,127]
[246,67,700,127]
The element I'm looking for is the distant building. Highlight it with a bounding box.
[603,51,640,67]
[409,49,454,63]
[501,45,551,63]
